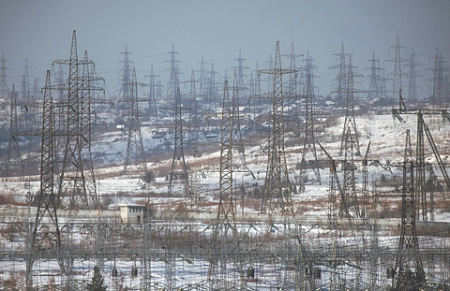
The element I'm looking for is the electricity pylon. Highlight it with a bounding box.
[0,51,7,100]
[145,64,159,118]
[53,30,99,209]
[168,87,189,195]
[339,55,361,156]
[331,43,350,104]
[366,51,384,101]
[406,48,420,102]
[430,47,447,107]
[188,69,200,153]
[260,41,295,215]
[26,70,63,291]
[283,42,303,132]
[3,85,24,179]
[122,68,148,175]
[217,80,235,221]
[392,129,426,290]
[166,44,180,109]
[386,35,409,100]
[298,52,321,190]
[342,125,360,217]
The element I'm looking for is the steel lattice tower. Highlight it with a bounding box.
[78,50,97,204]
[208,80,245,289]
[26,70,63,290]
[283,43,303,131]
[217,80,235,221]
[122,68,148,175]
[430,47,447,107]
[188,69,200,153]
[234,50,248,89]
[4,85,24,179]
[298,51,321,191]
[340,55,361,156]
[392,129,425,291]
[0,51,8,100]
[386,35,409,100]
[168,86,189,195]
[332,43,349,104]
[145,64,159,118]
[207,63,219,116]
[166,44,180,108]
[342,125,360,218]
[366,51,384,101]
[120,44,133,103]
[197,56,207,103]
[53,31,98,209]
[231,69,249,172]
[407,48,420,102]
[260,41,295,215]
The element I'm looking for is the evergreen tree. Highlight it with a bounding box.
[87,265,107,291]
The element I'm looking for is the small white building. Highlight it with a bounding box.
[118,204,148,224]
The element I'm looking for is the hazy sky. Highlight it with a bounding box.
[1,0,449,98]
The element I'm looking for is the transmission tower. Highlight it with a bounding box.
[332,43,350,104]
[122,68,148,175]
[208,79,246,289]
[386,35,409,100]
[188,69,200,154]
[430,47,447,107]
[283,43,303,131]
[120,44,133,102]
[217,79,236,222]
[234,50,248,89]
[260,41,295,215]
[168,87,189,196]
[391,129,425,290]
[339,55,361,156]
[366,51,384,101]
[53,30,99,209]
[207,63,219,116]
[406,48,420,102]
[26,70,63,290]
[3,85,24,179]
[0,51,8,100]
[298,52,321,190]
[231,70,250,171]
[78,50,97,205]
[342,125,360,218]
[166,44,180,109]
[145,64,159,118]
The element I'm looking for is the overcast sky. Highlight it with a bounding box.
[1,0,449,98]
